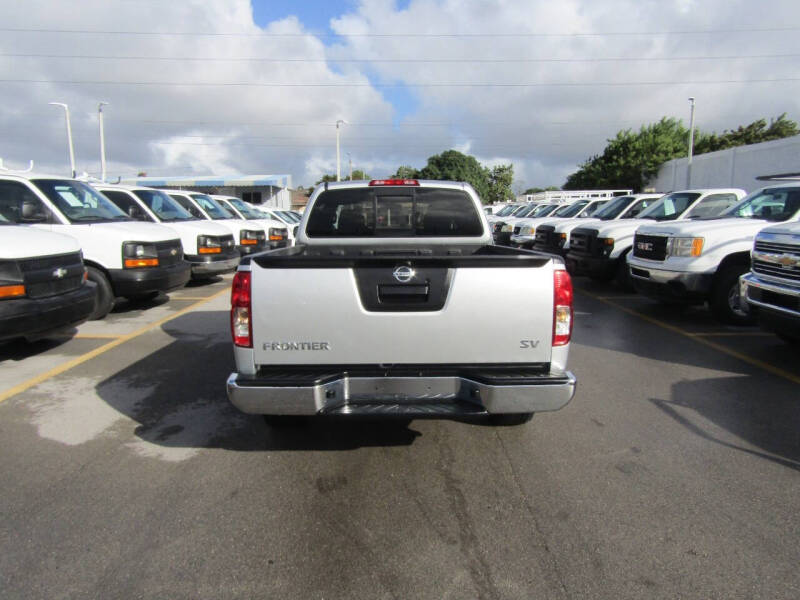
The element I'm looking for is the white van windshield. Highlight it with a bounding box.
[33,179,131,223]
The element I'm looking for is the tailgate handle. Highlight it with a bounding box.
[378,284,429,303]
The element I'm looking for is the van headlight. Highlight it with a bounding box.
[240,230,266,246]
[122,242,159,268]
[501,223,513,232]
[668,237,704,257]
[197,235,222,254]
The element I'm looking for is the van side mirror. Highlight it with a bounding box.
[21,199,47,223]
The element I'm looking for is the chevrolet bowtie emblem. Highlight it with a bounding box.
[53,267,67,279]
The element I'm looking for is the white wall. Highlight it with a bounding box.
[648,134,800,193]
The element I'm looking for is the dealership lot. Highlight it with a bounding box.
[0,275,798,599]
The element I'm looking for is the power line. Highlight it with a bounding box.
[1,26,798,37]
[2,52,798,63]
[1,78,798,87]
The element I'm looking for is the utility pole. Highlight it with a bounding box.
[335,119,347,181]
[49,102,76,177]
[98,101,109,182]
[347,152,352,180]
[687,97,696,188]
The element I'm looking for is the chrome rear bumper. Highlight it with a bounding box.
[226,370,576,416]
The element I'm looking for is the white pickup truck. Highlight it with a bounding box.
[628,184,800,324]
[532,194,662,257]
[566,189,746,287]
[226,179,576,425]
[741,217,800,343]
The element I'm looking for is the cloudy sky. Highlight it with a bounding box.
[0,0,798,191]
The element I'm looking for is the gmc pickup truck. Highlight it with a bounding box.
[226,179,576,425]
[628,184,800,324]
[741,219,800,344]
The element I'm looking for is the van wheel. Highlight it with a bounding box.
[125,291,160,303]
[86,266,114,320]
[710,264,754,325]
[489,412,534,426]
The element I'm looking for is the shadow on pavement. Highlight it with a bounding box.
[650,375,800,472]
[0,334,76,362]
[110,292,170,316]
[95,310,422,452]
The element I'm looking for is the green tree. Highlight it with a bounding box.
[564,114,798,191]
[487,164,515,204]
[523,186,560,194]
[315,174,338,185]
[565,118,691,191]
[417,149,491,202]
[694,113,798,154]
[349,169,370,181]
[392,165,418,179]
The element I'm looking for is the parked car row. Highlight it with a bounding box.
[0,172,293,342]
[493,184,800,339]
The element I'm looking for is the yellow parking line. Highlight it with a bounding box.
[74,334,124,339]
[0,286,230,405]
[577,289,800,386]
[689,331,774,337]
[168,296,219,301]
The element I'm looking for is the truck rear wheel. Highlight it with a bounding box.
[86,266,114,320]
[489,412,534,426]
[710,264,754,325]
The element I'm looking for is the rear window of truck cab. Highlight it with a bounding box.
[305,187,484,237]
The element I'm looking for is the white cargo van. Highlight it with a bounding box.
[210,195,289,249]
[0,223,96,341]
[166,191,269,256]
[0,173,190,319]
[95,184,240,279]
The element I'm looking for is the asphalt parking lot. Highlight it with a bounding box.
[0,274,798,599]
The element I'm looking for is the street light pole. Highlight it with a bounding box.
[335,119,347,181]
[49,102,76,177]
[347,152,352,180]
[687,97,696,188]
[98,101,109,182]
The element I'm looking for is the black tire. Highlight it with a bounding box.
[86,266,114,320]
[262,415,309,428]
[489,412,534,426]
[777,333,800,346]
[709,264,755,325]
[588,270,615,283]
[125,291,160,303]
[615,252,635,292]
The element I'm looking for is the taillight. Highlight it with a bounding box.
[553,268,573,346]
[368,179,419,186]
[231,271,252,347]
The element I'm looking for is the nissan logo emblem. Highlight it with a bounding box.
[393,266,415,283]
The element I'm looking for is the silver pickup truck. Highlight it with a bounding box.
[226,179,576,425]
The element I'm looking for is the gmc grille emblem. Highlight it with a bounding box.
[637,242,654,252]
[393,266,415,283]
